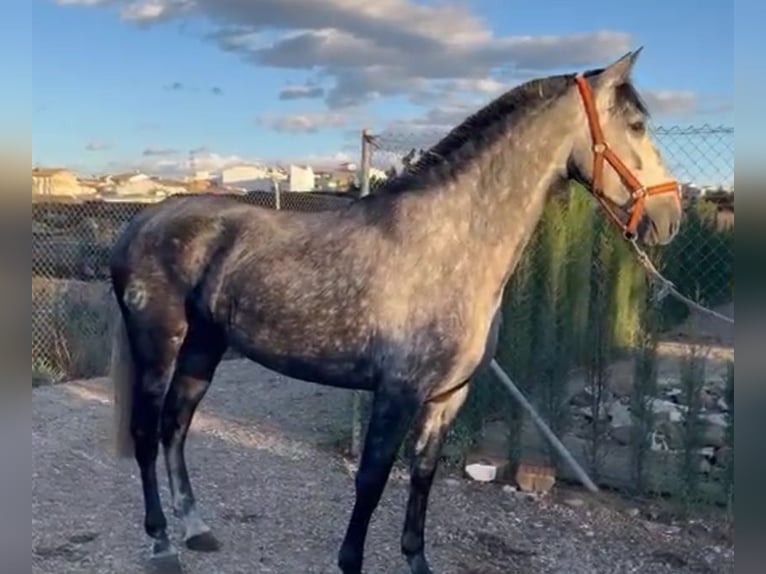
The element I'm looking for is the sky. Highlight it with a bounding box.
[25,0,733,184]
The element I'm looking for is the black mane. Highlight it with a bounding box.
[379,69,647,195]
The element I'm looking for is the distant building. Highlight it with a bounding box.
[221,164,270,186]
[681,182,704,200]
[32,167,94,198]
[286,164,315,192]
[314,162,360,191]
[219,164,287,192]
[681,182,734,201]
[188,170,212,182]
[97,172,190,201]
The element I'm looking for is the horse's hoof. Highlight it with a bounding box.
[407,553,434,574]
[148,542,182,574]
[185,531,222,553]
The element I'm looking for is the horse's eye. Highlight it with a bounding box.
[629,121,646,134]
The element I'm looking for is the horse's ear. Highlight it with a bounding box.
[598,47,642,88]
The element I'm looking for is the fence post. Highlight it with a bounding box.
[359,128,372,198]
[350,129,373,460]
[273,177,281,210]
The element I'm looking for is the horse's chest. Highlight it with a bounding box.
[459,307,501,371]
[415,305,502,389]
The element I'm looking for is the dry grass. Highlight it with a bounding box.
[32,277,116,384]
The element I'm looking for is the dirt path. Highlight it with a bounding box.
[33,359,733,574]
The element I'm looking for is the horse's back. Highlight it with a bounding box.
[109,193,355,302]
[110,195,261,295]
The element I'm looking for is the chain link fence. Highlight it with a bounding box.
[362,124,734,509]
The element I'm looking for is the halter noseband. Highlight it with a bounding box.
[574,74,680,239]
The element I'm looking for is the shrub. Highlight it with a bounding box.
[32,277,116,382]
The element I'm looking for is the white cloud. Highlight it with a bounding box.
[107,147,355,177]
[142,146,178,156]
[108,149,251,176]
[85,140,110,152]
[57,0,725,174]
[58,0,634,109]
[120,0,192,23]
[256,111,348,133]
[56,0,110,5]
[278,83,325,101]
[642,90,698,117]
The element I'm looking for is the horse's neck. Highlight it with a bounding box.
[402,98,577,290]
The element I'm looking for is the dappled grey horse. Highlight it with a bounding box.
[109,49,681,574]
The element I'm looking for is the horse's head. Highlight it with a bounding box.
[568,49,682,246]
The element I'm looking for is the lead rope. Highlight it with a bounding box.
[627,236,734,324]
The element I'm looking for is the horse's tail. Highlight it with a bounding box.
[111,310,136,459]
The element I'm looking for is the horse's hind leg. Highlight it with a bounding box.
[118,300,187,565]
[401,382,470,574]
[160,318,227,552]
[338,382,421,574]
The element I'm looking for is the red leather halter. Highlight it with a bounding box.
[574,74,680,239]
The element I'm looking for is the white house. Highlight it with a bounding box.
[287,164,316,192]
[101,172,157,196]
[221,164,270,185]
[219,164,291,192]
[32,167,95,198]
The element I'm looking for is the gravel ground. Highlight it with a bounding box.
[33,359,734,574]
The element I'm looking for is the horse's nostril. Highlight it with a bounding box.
[669,220,679,237]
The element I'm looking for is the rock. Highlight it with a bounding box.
[657,375,677,388]
[604,360,635,397]
[702,421,727,448]
[608,400,632,428]
[701,412,727,427]
[651,399,685,423]
[564,497,585,508]
[465,463,496,482]
[701,386,722,411]
[478,420,511,457]
[717,397,729,412]
[699,446,716,459]
[569,389,593,408]
[697,449,715,474]
[576,404,607,421]
[664,388,683,403]
[443,478,460,487]
[611,425,632,446]
[715,446,733,467]
[650,430,670,451]
[502,484,517,494]
[655,421,684,451]
[644,521,681,536]
[626,508,641,518]
[464,452,511,482]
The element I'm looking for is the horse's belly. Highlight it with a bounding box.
[227,328,376,390]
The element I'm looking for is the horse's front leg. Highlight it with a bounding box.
[337,382,420,574]
[402,381,471,574]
